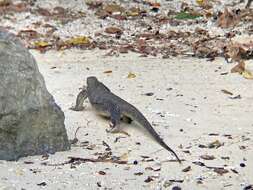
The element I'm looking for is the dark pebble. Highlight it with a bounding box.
[243,185,253,190]
[172,186,181,190]
[144,92,154,96]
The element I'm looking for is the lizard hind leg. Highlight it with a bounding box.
[106,122,130,136]
[106,108,130,136]
[106,121,121,133]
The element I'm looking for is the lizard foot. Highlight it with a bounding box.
[69,106,85,111]
[106,123,130,136]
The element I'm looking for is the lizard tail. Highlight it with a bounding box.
[125,106,181,163]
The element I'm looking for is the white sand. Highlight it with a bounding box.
[0,49,252,190]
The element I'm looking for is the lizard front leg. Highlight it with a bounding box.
[70,86,88,111]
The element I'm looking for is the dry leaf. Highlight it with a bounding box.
[105,27,122,34]
[34,41,50,47]
[17,29,39,39]
[242,70,253,79]
[103,70,113,74]
[119,152,129,160]
[217,8,239,28]
[200,154,215,160]
[85,0,103,9]
[145,0,160,7]
[145,166,161,171]
[65,36,90,45]
[144,176,154,183]
[225,42,250,62]
[208,140,223,148]
[182,166,191,172]
[231,61,245,73]
[118,46,129,53]
[221,89,233,95]
[104,3,124,14]
[127,7,141,16]
[127,72,136,79]
[37,7,51,16]
[213,168,229,175]
[196,0,213,9]
[15,168,24,176]
[0,0,11,6]
[134,172,144,176]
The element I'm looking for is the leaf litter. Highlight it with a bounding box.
[1,0,253,72]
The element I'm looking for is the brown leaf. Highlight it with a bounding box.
[231,61,245,73]
[85,0,103,9]
[213,168,229,175]
[24,161,34,164]
[145,166,161,171]
[105,27,122,34]
[37,7,51,16]
[10,2,27,12]
[221,89,233,95]
[127,7,141,17]
[242,70,253,79]
[200,155,215,160]
[64,36,90,46]
[118,46,129,53]
[208,140,224,149]
[0,1,28,14]
[0,0,11,6]
[225,42,249,62]
[134,172,143,176]
[95,9,109,18]
[110,14,126,20]
[230,60,253,79]
[144,176,154,183]
[196,0,213,10]
[127,72,136,79]
[17,29,39,40]
[103,70,112,74]
[53,6,66,15]
[182,166,191,172]
[104,3,124,14]
[217,8,239,28]
[34,41,50,48]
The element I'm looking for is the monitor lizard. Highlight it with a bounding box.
[70,76,181,163]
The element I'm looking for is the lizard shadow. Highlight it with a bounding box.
[97,114,159,143]
[79,106,160,143]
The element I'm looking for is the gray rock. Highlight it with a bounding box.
[0,30,70,160]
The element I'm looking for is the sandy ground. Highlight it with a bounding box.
[0,49,252,190]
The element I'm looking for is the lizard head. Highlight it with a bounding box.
[87,76,99,87]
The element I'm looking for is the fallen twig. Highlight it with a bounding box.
[44,156,128,166]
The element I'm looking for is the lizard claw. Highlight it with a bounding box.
[106,123,130,136]
[106,122,117,133]
[69,106,85,111]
